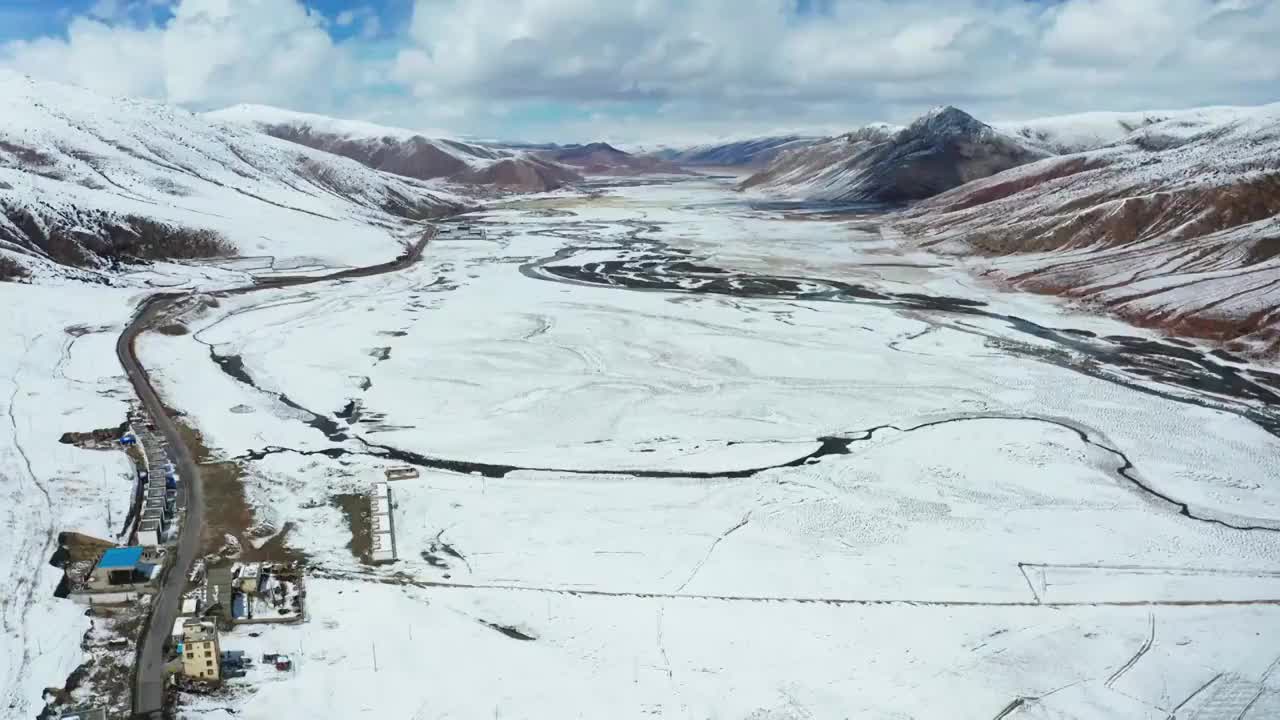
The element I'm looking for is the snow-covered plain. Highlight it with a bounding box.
[132,178,1280,719]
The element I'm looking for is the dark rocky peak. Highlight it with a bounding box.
[556,142,629,160]
[578,142,625,154]
[903,106,992,139]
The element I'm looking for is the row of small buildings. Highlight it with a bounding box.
[370,481,397,563]
[65,408,179,604]
[437,223,486,240]
[125,407,179,548]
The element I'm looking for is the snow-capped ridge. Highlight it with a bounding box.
[210,104,583,191]
[0,73,466,275]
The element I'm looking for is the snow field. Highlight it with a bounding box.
[0,282,141,716]
[131,180,1280,718]
[183,578,1280,720]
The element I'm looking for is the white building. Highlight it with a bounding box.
[369,481,396,563]
[137,518,161,548]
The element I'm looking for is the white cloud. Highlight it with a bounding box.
[334,5,380,39]
[2,18,166,98]
[1,0,357,111]
[389,0,1280,131]
[1,0,1278,142]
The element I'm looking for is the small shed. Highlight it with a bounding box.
[142,508,165,530]
[384,467,418,481]
[137,519,161,548]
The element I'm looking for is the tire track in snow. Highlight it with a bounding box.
[1106,612,1155,688]
[1,334,56,717]
[675,512,751,594]
[309,566,1280,609]
[1165,672,1223,719]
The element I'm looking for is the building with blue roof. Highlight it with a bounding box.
[98,546,144,569]
[86,546,157,590]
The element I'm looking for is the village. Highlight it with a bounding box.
[49,406,319,719]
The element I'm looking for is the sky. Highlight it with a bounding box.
[0,0,1277,144]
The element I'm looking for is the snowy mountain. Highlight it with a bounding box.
[740,108,1046,203]
[0,72,467,275]
[208,105,583,192]
[537,142,690,176]
[737,124,899,194]
[989,106,1276,155]
[647,136,821,167]
[899,103,1280,353]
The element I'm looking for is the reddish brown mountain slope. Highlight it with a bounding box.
[896,106,1280,355]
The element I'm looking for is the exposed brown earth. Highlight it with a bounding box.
[331,493,373,565]
[59,421,128,449]
[172,419,302,564]
[0,205,234,269]
[57,532,117,562]
[0,252,29,280]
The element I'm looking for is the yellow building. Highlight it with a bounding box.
[180,621,221,682]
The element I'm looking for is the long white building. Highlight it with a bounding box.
[369,481,396,563]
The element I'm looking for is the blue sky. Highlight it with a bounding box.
[1,0,1277,143]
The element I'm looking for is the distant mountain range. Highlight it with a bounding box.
[645,136,821,167]
[738,103,1280,353]
[2,71,1277,353]
[536,142,690,176]
[208,105,584,193]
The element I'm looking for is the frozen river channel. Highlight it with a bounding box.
[142,178,1280,719]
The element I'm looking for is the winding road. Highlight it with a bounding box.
[121,228,436,718]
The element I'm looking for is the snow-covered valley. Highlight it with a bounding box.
[60,177,1276,719]
[1,1,1277,717]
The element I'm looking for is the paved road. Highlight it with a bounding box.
[118,292,202,718]
[125,229,436,718]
